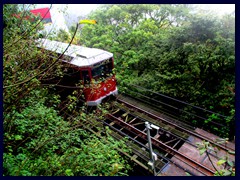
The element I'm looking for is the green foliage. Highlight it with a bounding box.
[196,139,235,176]
[5,4,234,175]
[53,28,71,43]
[74,4,235,136]
[3,4,132,176]
[4,88,132,176]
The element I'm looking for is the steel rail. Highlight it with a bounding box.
[107,113,215,176]
[113,106,221,160]
[120,92,194,128]
[75,102,201,176]
[103,117,198,176]
[117,98,234,152]
[122,90,225,128]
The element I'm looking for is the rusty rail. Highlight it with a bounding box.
[117,98,234,152]
[107,113,215,176]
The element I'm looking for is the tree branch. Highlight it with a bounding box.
[4,22,79,89]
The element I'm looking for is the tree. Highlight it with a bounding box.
[78,4,235,137]
[3,4,132,176]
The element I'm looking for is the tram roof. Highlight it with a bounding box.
[37,38,113,67]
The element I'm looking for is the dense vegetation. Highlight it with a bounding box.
[3,4,132,176]
[57,4,235,137]
[3,4,235,176]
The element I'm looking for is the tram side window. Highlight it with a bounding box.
[61,67,81,86]
[82,70,90,84]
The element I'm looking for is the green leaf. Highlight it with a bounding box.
[227,160,233,167]
[65,169,73,176]
[217,159,226,166]
[196,142,202,146]
[228,150,235,155]
[14,135,22,140]
[207,146,214,151]
[222,170,232,176]
[199,148,206,155]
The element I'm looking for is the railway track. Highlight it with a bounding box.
[116,98,234,152]
[102,96,235,176]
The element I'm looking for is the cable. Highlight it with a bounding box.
[130,83,228,118]
[41,84,82,89]
[120,92,194,129]
[124,86,226,128]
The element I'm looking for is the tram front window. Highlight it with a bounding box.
[92,59,113,80]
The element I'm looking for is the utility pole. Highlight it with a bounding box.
[145,122,158,176]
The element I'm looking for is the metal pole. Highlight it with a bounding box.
[145,122,156,176]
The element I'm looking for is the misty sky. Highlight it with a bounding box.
[33,4,234,33]
[35,4,235,17]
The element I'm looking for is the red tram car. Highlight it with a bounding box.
[37,39,118,106]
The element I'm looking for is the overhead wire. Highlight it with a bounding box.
[123,85,226,128]
[130,83,228,118]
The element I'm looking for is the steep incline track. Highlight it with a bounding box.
[102,95,235,176]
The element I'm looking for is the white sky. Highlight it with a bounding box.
[35,4,235,16]
[65,4,99,15]
[194,4,235,15]
[33,4,235,33]
[35,4,99,16]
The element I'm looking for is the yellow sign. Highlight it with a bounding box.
[79,19,97,25]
